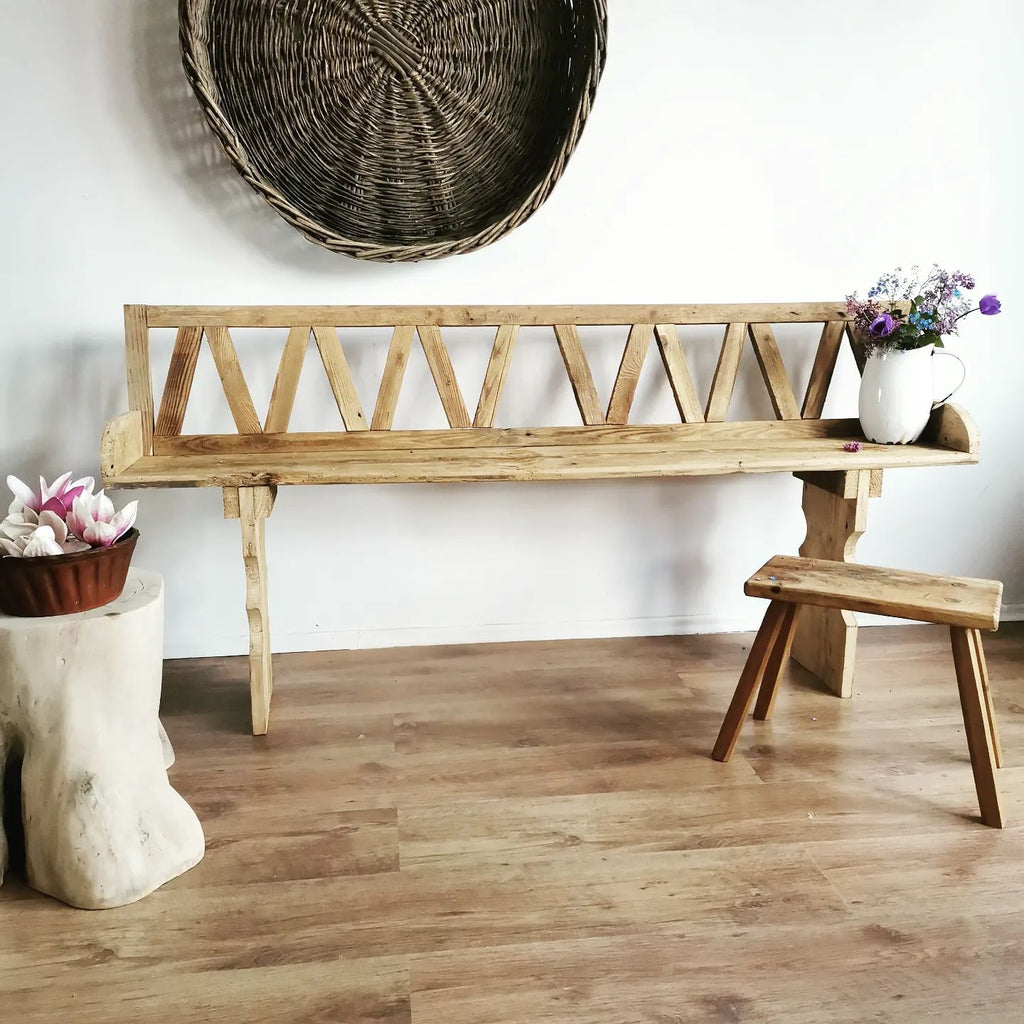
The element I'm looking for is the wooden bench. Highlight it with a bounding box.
[713,555,1005,827]
[99,304,980,735]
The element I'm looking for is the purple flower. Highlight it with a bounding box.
[868,313,897,338]
[843,442,862,453]
[979,294,1001,315]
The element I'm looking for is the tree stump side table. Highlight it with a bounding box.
[0,569,204,909]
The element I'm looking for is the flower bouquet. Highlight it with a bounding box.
[845,265,1000,444]
[846,265,1000,354]
[0,472,139,616]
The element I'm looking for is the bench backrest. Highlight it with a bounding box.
[124,303,863,455]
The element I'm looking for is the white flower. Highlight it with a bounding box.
[1,507,90,557]
[1,524,65,558]
[67,491,138,548]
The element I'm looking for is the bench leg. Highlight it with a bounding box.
[753,603,801,721]
[950,627,1004,828]
[713,601,787,762]
[791,470,878,698]
[970,629,1003,769]
[226,487,276,736]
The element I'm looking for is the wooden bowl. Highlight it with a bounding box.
[0,530,139,617]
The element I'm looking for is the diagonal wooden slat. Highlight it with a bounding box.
[371,326,416,430]
[705,323,746,422]
[654,324,704,424]
[846,323,868,374]
[417,326,470,428]
[265,326,312,433]
[313,326,368,431]
[155,325,203,437]
[474,324,519,428]
[205,326,263,434]
[554,325,605,426]
[748,324,801,420]
[801,321,846,419]
[606,324,654,425]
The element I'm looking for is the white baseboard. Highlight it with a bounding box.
[163,611,763,660]
[165,604,1024,661]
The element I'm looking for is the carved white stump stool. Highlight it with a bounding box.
[0,569,204,909]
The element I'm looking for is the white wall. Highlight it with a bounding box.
[1,0,1021,658]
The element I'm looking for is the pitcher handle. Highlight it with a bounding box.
[932,349,966,409]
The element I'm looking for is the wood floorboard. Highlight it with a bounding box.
[2,623,1023,1022]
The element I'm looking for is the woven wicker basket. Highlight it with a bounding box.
[180,0,607,262]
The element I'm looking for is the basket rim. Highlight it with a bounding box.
[0,529,139,568]
[179,0,608,261]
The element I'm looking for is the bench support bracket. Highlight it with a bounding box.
[224,486,276,735]
[791,469,881,698]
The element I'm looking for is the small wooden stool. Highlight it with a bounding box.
[712,556,1006,828]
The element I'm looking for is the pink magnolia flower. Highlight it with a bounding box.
[7,472,95,518]
[67,491,138,548]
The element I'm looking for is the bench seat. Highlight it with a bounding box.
[104,419,975,489]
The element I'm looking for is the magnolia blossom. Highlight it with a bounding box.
[1,471,136,558]
[67,491,138,548]
[7,472,95,518]
[0,506,91,557]
[980,294,1001,316]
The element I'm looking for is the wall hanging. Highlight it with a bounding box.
[179,0,608,261]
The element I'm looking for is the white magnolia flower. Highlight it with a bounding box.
[67,491,138,548]
[1,507,91,557]
[0,524,65,558]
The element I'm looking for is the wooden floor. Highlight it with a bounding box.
[3,624,1024,1023]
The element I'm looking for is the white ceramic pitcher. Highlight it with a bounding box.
[858,344,966,444]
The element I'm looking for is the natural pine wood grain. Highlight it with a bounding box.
[417,326,470,428]
[748,555,1003,631]
[2,626,1023,1022]
[155,326,203,437]
[950,626,1004,827]
[99,410,144,479]
[606,323,654,424]
[792,470,873,698]
[236,486,274,735]
[144,303,852,328]
[704,322,746,421]
[801,320,846,419]
[753,602,801,720]
[372,326,417,431]
[205,326,263,435]
[474,325,519,428]
[553,324,605,425]
[313,325,368,431]
[654,323,704,423]
[105,436,976,489]
[264,325,311,433]
[123,304,154,453]
[748,323,801,420]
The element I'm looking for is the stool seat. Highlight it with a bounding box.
[713,556,1006,828]
[746,555,1002,630]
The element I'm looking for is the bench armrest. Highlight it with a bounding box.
[921,403,978,455]
[101,410,146,484]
